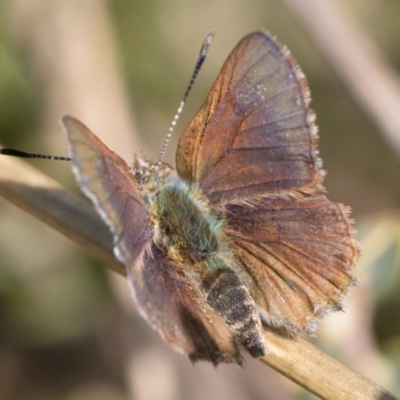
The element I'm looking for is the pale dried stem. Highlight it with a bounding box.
[261,328,398,400]
[0,154,125,276]
[284,0,400,158]
[0,155,397,400]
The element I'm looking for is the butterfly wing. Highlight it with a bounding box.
[128,244,244,365]
[226,196,358,333]
[62,116,151,265]
[62,116,244,364]
[176,31,359,333]
[177,30,322,204]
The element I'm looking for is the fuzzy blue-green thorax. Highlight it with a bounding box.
[133,156,226,267]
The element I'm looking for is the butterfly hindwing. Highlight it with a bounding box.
[226,195,358,333]
[128,244,244,365]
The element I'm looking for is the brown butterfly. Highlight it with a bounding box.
[60,30,359,366]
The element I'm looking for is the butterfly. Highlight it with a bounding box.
[61,30,359,366]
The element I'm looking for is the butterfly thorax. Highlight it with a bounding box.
[134,155,227,267]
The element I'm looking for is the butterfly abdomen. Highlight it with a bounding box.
[149,183,267,358]
[202,267,267,358]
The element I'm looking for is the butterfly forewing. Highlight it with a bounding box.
[177,30,321,204]
[62,116,151,264]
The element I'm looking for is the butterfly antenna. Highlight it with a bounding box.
[156,31,215,167]
[0,148,71,161]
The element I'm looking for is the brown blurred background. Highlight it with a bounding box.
[0,0,399,399]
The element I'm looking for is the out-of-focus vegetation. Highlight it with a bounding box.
[0,1,399,399]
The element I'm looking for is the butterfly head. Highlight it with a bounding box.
[132,154,174,191]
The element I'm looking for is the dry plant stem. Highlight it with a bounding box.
[0,154,126,276]
[284,0,400,158]
[0,156,397,400]
[261,329,398,400]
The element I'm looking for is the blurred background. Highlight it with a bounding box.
[0,0,399,399]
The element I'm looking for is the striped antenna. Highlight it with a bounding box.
[0,148,71,161]
[156,31,215,166]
